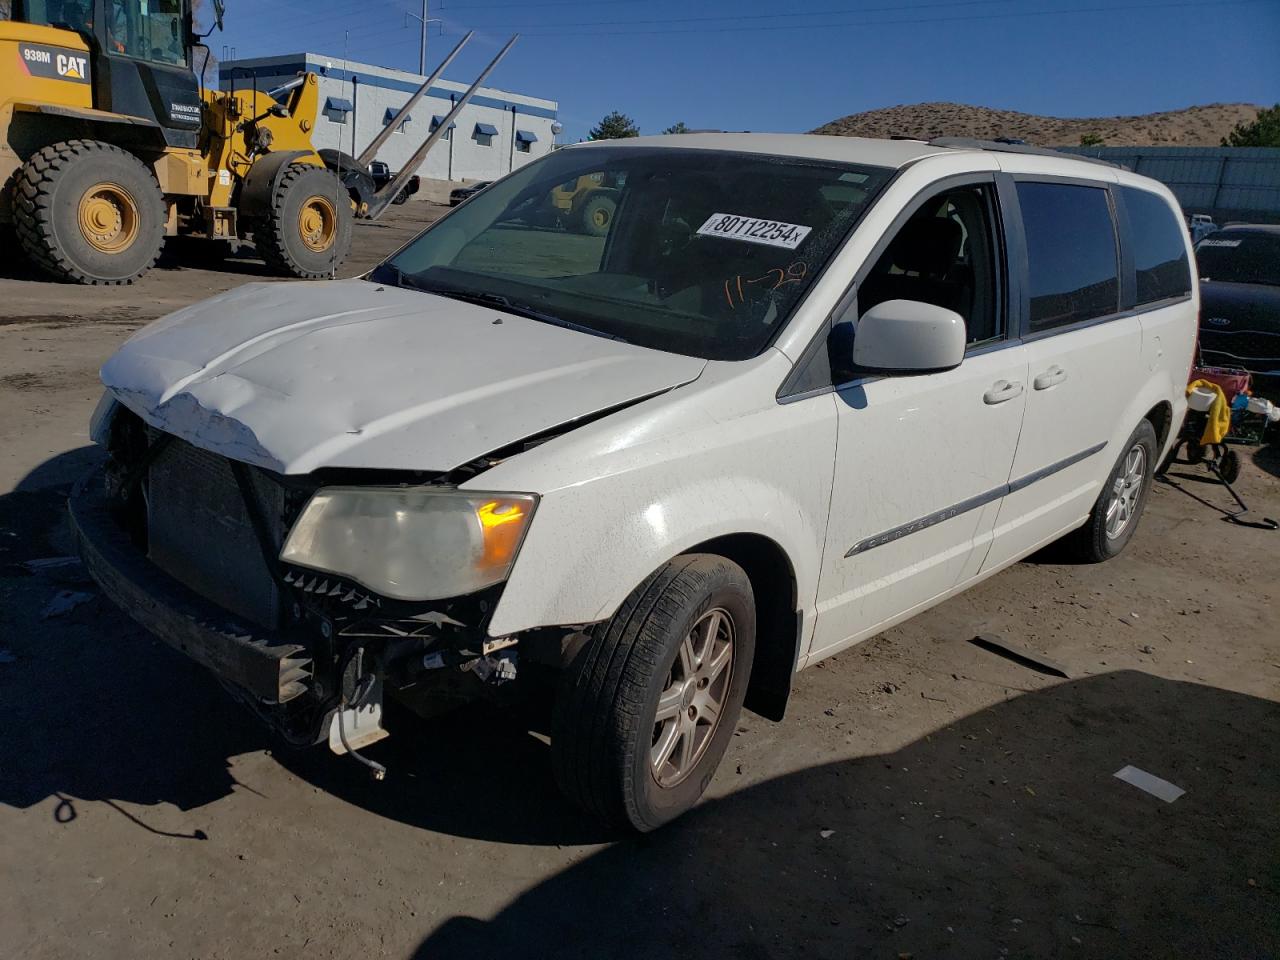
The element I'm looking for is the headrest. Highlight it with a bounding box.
[888,218,962,276]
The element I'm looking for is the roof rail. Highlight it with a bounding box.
[928,136,1119,168]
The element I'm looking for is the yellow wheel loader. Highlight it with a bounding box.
[0,1,513,285]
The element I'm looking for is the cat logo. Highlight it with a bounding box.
[56,54,89,79]
[18,44,91,84]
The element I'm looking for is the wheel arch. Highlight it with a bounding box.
[236,150,317,219]
[1142,399,1175,449]
[682,533,801,722]
[1112,371,1185,467]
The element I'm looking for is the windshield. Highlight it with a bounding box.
[16,0,187,65]
[1196,232,1280,286]
[372,147,891,360]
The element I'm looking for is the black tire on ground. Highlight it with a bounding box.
[1218,448,1241,484]
[1064,419,1158,563]
[13,139,165,285]
[578,192,616,238]
[551,554,756,831]
[251,164,353,279]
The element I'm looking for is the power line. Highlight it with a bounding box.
[456,0,1026,29]
[497,0,1275,37]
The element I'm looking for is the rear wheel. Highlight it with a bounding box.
[251,163,353,279]
[1064,419,1157,562]
[551,555,755,831]
[14,139,165,284]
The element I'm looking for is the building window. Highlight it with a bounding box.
[431,115,454,141]
[474,122,499,147]
[384,107,411,134]
[323,96,353,125]
[515,129,538,154]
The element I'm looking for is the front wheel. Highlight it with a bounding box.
[251,163,353,279]
[551,555,755,831]
[1064,419,1157,562]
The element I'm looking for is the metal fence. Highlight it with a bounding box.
[1059,146,1280,225]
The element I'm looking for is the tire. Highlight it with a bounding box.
[251,163,353,279]
[1218,448,1241,484]
[13,139,165,285]
[551,554,755,831]
[578,192,616,237]
[1064,419,1158,563]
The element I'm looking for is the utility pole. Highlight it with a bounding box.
[419,0,427,75]
[405,0,442,77]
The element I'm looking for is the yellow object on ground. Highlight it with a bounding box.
[1188,379,1232,445]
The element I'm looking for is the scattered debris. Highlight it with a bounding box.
[921,692,948,703]
[970,634,1071,678]
[893,914,910,928]
[877,681,900,695]
[1113,765,1186,803]
[819,828,836,839]
[1140,644,1155,655]
[40,590,95,619]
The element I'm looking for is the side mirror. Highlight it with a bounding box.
[852,299,966,374]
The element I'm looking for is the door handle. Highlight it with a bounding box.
[983,380,1024,405]
[1033,365,1068,390]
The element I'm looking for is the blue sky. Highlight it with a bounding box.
[213,0,1280,141]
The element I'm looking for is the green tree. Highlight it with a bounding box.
[589,111,640,141]
[1079,133,1105,147]
[663,121,690,135]
[1222,104,1280,147]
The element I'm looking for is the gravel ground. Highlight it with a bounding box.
[0,199,1277,959]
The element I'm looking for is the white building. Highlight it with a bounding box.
[220,53,558,182]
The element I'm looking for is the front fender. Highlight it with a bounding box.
[476,357,837,638]
[491,474,825,637]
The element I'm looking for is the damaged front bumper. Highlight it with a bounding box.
[69,471,314,705]
[69,457,555,761]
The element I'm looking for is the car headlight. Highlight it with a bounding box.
[280,486,537,602]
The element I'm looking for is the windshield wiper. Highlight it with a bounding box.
[400,279,630,343]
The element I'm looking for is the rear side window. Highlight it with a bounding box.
[1121,186,1192,304]
[1016,182,1119,333]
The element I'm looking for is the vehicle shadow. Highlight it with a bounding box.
[414,670,1280,960]
[0,448,266,827]
[1253,440,1280,479]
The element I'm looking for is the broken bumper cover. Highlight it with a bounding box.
[69,470,312,705]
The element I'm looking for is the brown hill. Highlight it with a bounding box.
[811,102,1262,147]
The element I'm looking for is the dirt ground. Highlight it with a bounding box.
[0,199,1278,960]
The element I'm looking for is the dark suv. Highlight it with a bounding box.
[1196,225,1280,398]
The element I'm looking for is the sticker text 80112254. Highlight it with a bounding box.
[696,213,812,250]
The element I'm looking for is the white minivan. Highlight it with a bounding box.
[74,134,1196,830]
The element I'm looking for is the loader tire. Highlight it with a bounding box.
[252,164,353,280]
[14,140,165,285]
[578,192,616,237]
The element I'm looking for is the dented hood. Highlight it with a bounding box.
[101,280,706,474]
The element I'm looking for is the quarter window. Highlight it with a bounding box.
[1120,186,1192,305]
[1016,182,1119,332]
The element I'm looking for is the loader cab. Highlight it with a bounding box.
[15,0,203,146]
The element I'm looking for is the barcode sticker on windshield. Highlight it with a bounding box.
[696,213,812,250]
[1199,239,1242,247]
